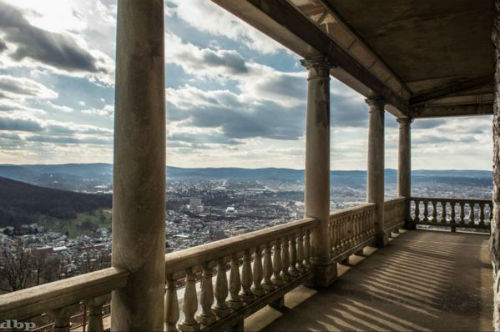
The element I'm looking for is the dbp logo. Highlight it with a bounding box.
[0,320,36,331]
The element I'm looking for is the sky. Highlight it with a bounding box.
[0,0,493,170]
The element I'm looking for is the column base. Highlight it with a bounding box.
[375,232,389,248]
[306,259,338,288]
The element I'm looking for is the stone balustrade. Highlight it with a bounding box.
[0,200,421,331]
[0,268,127,332]
[410,197,492,231]
[384,197,407,233]
[164,217,317,331]
[329,203,376,261]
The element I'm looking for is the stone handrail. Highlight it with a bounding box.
[410,197,492,231]
[164,217,317,331]
[0,267,128,331]
[329,203,376,261]
[384,197,407,232]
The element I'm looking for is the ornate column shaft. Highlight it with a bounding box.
[301,57,337,287]
[111,1,166,330]
[397,117,413,229]
[366,97,388,248]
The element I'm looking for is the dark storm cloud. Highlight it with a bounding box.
[0,117,43,132]
[330,91,367,127]
[0,1,104,73]
[255,75,305,99]
[0,39,7,53]
[201,51,248,74]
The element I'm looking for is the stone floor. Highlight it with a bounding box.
[246,230,493,332]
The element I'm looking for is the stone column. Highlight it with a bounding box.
[491,0,500,329]
[111,1,166,331]
[301,57,337,287]
[397,118,413,229]
[366,97,388,248]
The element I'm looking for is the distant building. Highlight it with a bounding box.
[225,207,237,214]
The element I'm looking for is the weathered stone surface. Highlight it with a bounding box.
[302,57,337,286]
[491,0,500,329]
[111,0,166,330]
[366,97,388,248]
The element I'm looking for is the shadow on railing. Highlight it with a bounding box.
[164,218,316,331]
[0,200,411,332]
[410,197,492,232]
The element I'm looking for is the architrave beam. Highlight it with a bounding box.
[412,103,493,118]
[410,76,493,106]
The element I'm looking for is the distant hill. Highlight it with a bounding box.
[0,164,493,192]
[0,177,111,228]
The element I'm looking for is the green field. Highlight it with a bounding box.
[38,209,112,238]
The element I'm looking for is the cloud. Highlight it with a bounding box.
[0,116,43,132]
[168,132,240,146]
[167,85,305,141]
[0,75,57,100]
[173,0,284,55]
[412,119,446,129]
[26,135,111,145]
[0,1,111,76]
[82,104,113,118]
[0,39,6,52]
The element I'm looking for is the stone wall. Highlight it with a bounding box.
[491,0,500,329]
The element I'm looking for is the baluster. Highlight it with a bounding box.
[470,203,475,225]
[282,237,291,282]
[423,200,429,222]
[51,304,79,332]
[459,202,465,225]
[263,242,274,291]
[304,229,311,267]
[342,218,347,251]
[297,232,305,273]
[415,200,420,222]
[86,295,109,332]
[213,259,230,318]
[272,240,284,286]
[431,201,437,222]
[450,201,456,232]
[197,263,216,326]
[179,268,199,331]
[228,255,242,310]
[252,246,265,296]
[349,216,355,247]
[442,201,447,223]
[479,203,485,226]
[289,236,298,276]
[165,275,180,332]
[240,249,254,303]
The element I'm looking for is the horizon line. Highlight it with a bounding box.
[0,163,493,172]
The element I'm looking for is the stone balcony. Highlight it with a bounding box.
[0,197,493,331]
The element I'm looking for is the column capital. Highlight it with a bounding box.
[365,96,385,110]
[397,117,413,127]
[300,56,333,80]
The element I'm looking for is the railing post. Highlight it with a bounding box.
[301,56,337,287]
[111,1,166,330]
[397,118,413,229]
[366,97,388,248]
